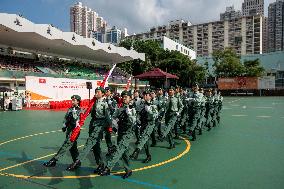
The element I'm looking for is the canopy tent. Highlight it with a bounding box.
[134,68,179,80]
[134,68,178,88]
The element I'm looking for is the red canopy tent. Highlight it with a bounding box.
[134,68,179,80]
[134,68,179,89]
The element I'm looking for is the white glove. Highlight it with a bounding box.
[72,107,78,119]
[108,100,112,105]
[176,112,180,117]
[145,105,150,112]
[75,121,80,128]
[126,107,130,114]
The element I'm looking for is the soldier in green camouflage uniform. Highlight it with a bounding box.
[131,90,143,144]
[67,87,112,173]
[196,88,206,135]
[100,90,136,179]
[43,95,82,169]
[159,86,183,149]
[216,91,223,124]
[104,87,118,155]
[205,89,215,131]
[211,89,219,128]
[150,88,166,146]
[173,86,184,139]
[180,88,189,134]
[187,84,202,141]
[130,89,158,163]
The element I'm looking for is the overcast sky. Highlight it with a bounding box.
[0,0,276,34]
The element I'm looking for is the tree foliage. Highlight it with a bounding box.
[212,48,245,77]
[243,59,265,77]
[212,48,265,78]
[119,39,206,86]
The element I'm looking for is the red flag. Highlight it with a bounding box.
[100,64,117,88]
[124,77,132,90]
[39,78,46,83]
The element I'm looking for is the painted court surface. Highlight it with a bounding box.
[0,97,283,189]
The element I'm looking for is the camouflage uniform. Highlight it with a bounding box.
[161,93,183,148]
[187,91,202,140]
[197,93,206,135]
[173,92,184,138]
[104,95,118,151]
[73,97,112,170]
[43,95,82,168]
[131,98,158,161]
[205,95,215,130]
[105,102,136,172]
[53,106,81,162]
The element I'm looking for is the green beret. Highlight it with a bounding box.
[121,90,132,97]
[143,89,151,95]
[95,86,105,93]
[71,95,81,101]
[168,86,175,90]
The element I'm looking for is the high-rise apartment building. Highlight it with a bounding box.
[220,6,242,21]
[268,0,284,52]
[128,15,263,56]
[242,0,264,16]
[70,2,107,38]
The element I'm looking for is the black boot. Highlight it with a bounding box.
[151,142,157,147]
[106,145,116,156]
[66,159,81,171]
[168,143,176,149]
[130,148,140,160]
[157,136,164,142]
[100,167,110,176]
[191,130,196,141]
[198,129,202,135]
[142,155,151,163]
[122,170,132,179]
[174,134,179,139]
[43,158,57,167]
[94,164,105,174]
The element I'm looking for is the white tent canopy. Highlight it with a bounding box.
[0,13,145,65]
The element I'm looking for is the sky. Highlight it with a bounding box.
[0,0,276,34]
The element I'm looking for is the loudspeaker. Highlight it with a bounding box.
[86,82,92,89]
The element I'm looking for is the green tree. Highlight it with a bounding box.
[243,59,265,77]
[212,48,245,77]
[119,39,206,87]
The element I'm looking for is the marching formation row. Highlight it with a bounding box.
[43,84,223,179]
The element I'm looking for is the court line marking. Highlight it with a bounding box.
[253,107,273,109]
[0,131,191,179]
[256,116,271,118]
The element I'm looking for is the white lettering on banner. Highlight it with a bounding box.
[25,76,103,100]
[219,78,235,83]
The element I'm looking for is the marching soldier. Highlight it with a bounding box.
[132,90,143,144]
[205,89,215,131]
[173,86,184,139]
[152,88,166,143]
[100,90,136,179]
[159,86,183,149]
[104,87,118,155]
[187,84,202,141]
[197,88,206,135]
[67,87,112,173]
[216,91,223,124]
[43,95,82,169]
[130,89,158,163]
